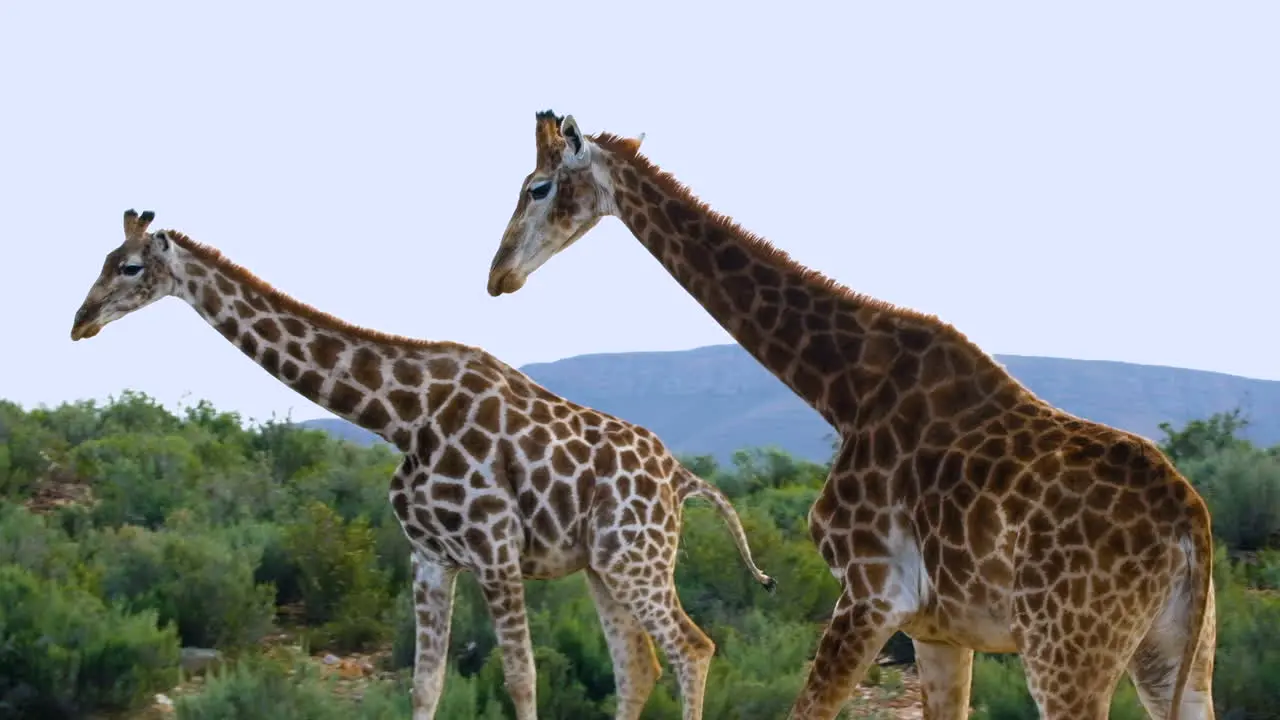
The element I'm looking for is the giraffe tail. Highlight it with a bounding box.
[676,467,777,593]
[1170,487,1215,720]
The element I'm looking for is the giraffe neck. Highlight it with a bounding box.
[165,233,473,450]
[595,134,1007,431]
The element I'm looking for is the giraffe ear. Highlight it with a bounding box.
[560,115,589,166]
[150,229,171,253]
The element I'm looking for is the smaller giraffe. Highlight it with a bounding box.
[70,209,776,720]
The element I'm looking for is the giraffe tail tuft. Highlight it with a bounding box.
[676,466,777,592]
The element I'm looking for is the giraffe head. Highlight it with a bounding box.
[70,209,178,341]
[486,110,642,296]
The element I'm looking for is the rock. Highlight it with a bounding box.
[180,648,222,676]
[323,653,341,665]
[154,693,174,713]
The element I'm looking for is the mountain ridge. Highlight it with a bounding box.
[301,344,1280,462]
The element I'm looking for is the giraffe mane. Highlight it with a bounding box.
[590,131,998,356]
[163,230,477,354]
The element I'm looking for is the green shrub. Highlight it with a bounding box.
[1212,571,1280,717]
[0,400,62,497]
[0,565,179,718]
[283,501,393,651]
[0,501,87,586]
[348,676,416,719]
[176,651,481,720]
[676,502,839,627]
[699,612,818,720]
[474,645,606,720]
[250,419,336,484]
[73,433,203,529]
[175,652,341,720]
[1252,549,1280,590]
[1181,447,1280,550]
[87,524,276,649]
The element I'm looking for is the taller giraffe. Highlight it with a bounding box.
[486,111,1217,720]
[70,209,775,720]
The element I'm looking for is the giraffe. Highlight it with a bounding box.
[70,209,777,720]
[485,111,1217,720]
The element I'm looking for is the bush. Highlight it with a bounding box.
[87,523,276,650]
[0,400,62,497]
[699,612,822,720]
[283,502,393,652]
[72,433,204,529]
[1182,447,1280,550]
[0,565,179,719]
[0,501,87,586]
[176,651,481,720]
[1212,572,1280,716]
[474,645,606,720]
[175,652,342,720]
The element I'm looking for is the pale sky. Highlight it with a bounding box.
[2,1,1276,426]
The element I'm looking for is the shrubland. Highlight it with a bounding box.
[1,393,1278,719]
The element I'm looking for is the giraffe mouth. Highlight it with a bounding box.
[70,322,103,341]
[487,269,527,297]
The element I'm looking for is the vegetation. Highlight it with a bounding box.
[1,391,1279,718]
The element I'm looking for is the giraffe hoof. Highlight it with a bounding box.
[761,576,777,594]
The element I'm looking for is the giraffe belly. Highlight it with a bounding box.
[902,589,1018,654]
[518,542,589,580]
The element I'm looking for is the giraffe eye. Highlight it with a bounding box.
[120,264,144,277]
[529,181,553,200]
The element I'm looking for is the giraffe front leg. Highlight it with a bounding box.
[913,639,974,720]
[585,568,662,720]
[410,552,458,720]
[477,567,538,720]
[788,590,900,720]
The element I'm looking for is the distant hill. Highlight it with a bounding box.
[300,345,1280,463]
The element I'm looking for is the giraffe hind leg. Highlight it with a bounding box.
[588,514,712,720]
[586,568,662,720]
[1127,577,1217,720]
[597,569,714,720]
[1013,574,1149,720]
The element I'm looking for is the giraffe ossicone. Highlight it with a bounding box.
[71,209,776,720]
[487,112,1218,720]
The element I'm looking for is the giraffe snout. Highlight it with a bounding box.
[486,268,526,296]
[70,303,103,341]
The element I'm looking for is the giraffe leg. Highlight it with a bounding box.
[593,566,714,720]
[787,590,900,720]
[913,640,973,720]
[1127,577,1217,720]
[409,553,458,720]
[585,568,662,720]
[477,567,538,720]
[1013,578,1150,720]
